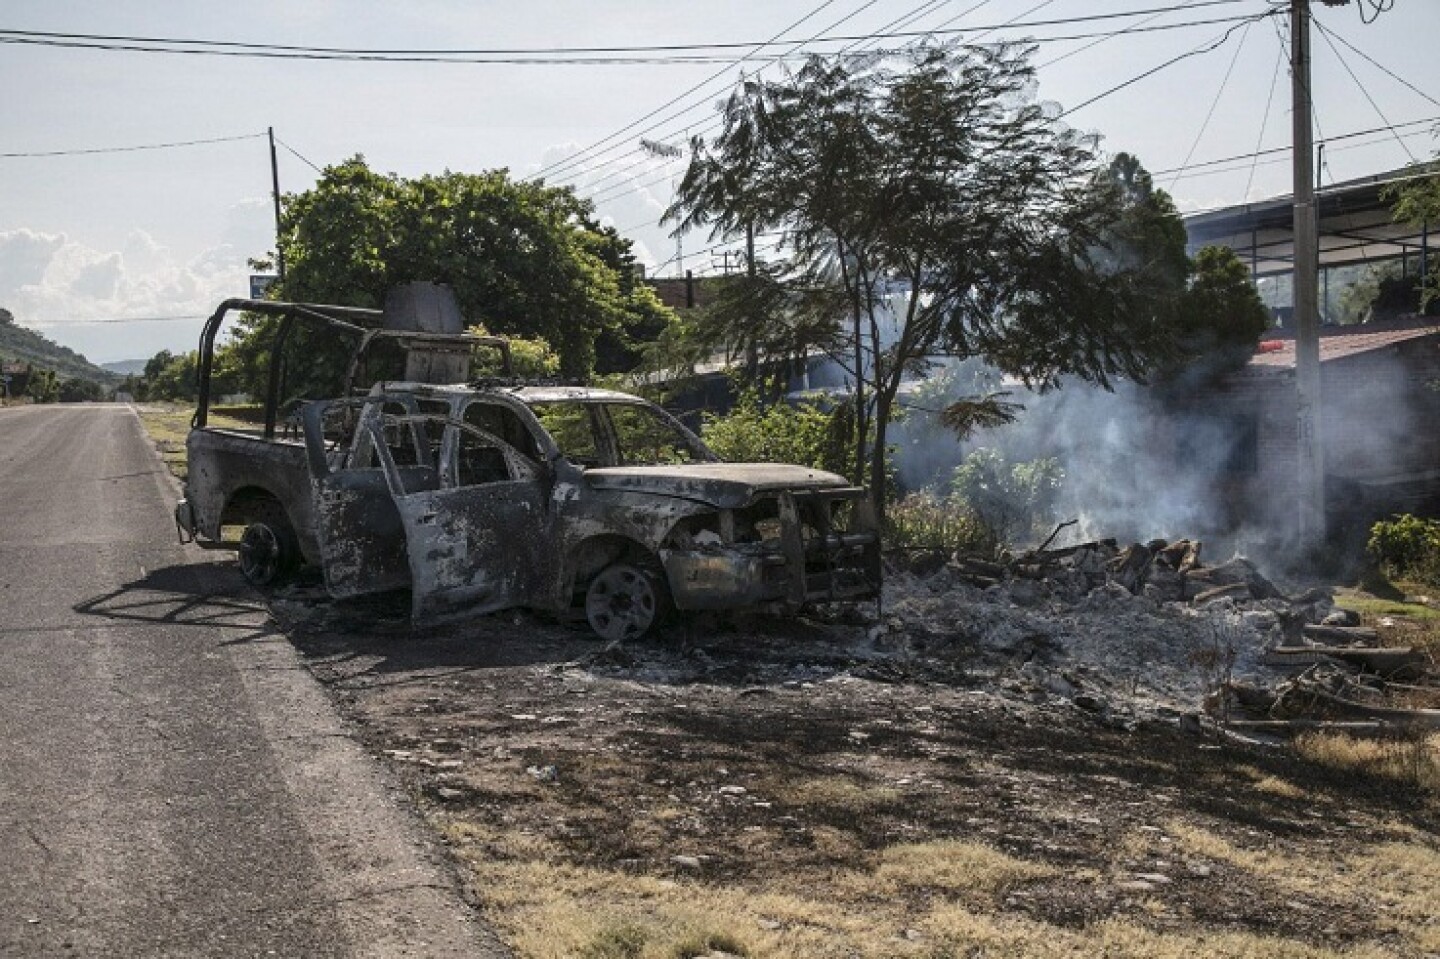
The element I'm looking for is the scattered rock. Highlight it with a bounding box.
[526,764,559,783]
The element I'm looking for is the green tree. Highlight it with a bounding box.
[228,157,676,401]
[58,377,106,402]
[1384,159,1440,309]
[1162,245,1270,384]
[24,365,58,403]
[700,390,850,475]
[668,47,1182,512]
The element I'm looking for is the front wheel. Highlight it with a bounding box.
[236,503,300,590]
[584,561,671,642]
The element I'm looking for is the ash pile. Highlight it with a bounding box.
[876,537,1344,726]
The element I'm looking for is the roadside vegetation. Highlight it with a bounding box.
[116,35,1440,959]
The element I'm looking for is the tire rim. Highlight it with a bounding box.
[238,523,280,586]
[585,565,657,641]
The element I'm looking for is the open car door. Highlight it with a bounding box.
[302,397,439,599]
[373,415,549,623]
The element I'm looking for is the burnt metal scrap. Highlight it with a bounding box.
[175,284,881,640]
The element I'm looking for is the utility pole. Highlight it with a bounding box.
[268,127,286,282]
[1291,0,1324,548]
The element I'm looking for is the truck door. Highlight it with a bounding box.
[382,418,548,623]
[303,399,434,599]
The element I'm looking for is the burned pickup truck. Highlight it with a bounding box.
[175,285,880,639]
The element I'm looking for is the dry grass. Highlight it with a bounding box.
[134,403,252,481]
[869,840,1057,896]
[1294,730,1440,794]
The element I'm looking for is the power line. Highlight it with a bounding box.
[275,136,323,174]
[0,3,1252,62]
[569,0,971,198]
[1313,19,1416,164]
[27,315,207,327]
[582,6,1255,209]
[530,0,844,185]
[1150,114,1440,178]
[1059,11,1276,120]
[0,131,264,159]
[1313,20,1440,113]
[1166,16,1253,193]
[1243,36,1285,200]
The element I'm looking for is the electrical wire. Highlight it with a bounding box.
[0,131,264,159]
[275,137,324,174]
[1314,20,1440,112]
[1313,19,1417,164]
[1059,11,1276,120]
[586,1,1231,210]
[1166,16,1253,193]
[1243,36,1285,200]
[530,0,845,185]
[0,3,1251,61]
[572,0,972,199]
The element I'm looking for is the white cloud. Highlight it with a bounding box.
[0,198,272,361]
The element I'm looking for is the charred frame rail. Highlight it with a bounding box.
[192,298,513,439]
[194,298,378,437]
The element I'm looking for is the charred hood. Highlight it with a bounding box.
[583,464,853,508]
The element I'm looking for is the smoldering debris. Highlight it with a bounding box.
[879,538,1438,734]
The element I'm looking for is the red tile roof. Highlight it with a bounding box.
[1248,317,1440,368]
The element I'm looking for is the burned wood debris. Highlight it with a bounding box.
[884,537,1438,737]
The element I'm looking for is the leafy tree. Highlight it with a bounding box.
[24,366,58,403]
[668,47,1182,512]
[468,324,559,378]
[227,157,676,401]
[700,390,850,475]
[1385,160,1440,309]
[1160,245,1270,385]
[59,377,106,402]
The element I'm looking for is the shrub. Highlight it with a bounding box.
[1368,514,1440,586]
[949,449,1063,546]
[701,390,850,476]
[885,491,999,557]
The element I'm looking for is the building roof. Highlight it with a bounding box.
[1246,317,1440,369]
[1183,166,1436,278]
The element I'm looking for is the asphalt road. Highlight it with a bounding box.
[0,405,507,958]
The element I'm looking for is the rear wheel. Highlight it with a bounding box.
[584,561,671,642]
[236,502,300,590]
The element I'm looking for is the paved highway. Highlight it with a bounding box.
[0,404,506,958]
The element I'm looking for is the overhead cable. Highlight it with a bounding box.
[0,131,264,159]
[0,3,1251,61]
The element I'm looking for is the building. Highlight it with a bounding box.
[1191,318,1440,540]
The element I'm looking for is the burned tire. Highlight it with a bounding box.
[236,501,300,590]
[584,561,671,642]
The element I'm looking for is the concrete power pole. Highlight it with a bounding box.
[1291,0,1324,548]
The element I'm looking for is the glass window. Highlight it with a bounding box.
[606,403,705,466]
[532,403,600,466]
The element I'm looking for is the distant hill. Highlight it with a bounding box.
[0,308,119,386]
[100,359,148,377]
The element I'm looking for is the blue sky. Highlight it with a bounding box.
[1,0,1436,363]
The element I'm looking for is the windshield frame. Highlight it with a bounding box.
[524,396,718,469]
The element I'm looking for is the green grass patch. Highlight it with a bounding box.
[1334,589,1440,623]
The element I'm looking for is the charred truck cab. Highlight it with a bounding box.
[176,283,880,640]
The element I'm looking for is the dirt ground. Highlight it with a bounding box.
[268,583,1440,959]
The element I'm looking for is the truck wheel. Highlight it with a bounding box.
[584,561,670,642]
[237,503,300,590]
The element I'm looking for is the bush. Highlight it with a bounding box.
[701,391,850,476]
[885,491,999,557]
[949,449,1063,546]
[1368,514,1440,586]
